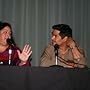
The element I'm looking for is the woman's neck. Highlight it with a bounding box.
[0,44,9,52]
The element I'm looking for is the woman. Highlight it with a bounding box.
[0,21,32,66]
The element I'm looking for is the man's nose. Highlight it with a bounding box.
[51,36,55,40]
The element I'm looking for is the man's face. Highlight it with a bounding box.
[51,29,67,46]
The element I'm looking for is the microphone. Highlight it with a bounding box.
[7,38,13,46]
[54,44,59,65]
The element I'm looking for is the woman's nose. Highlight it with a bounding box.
[6,34,11,39]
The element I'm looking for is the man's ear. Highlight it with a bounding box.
[63,36,68,42]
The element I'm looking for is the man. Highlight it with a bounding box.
[40,24,87,68]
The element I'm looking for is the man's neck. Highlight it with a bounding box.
[59,44,69,53]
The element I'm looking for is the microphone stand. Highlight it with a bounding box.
[54,44,59,65]
[55,49,58,65]
[8,47,12,65]
[7,38,13,65]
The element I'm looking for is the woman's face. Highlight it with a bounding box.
[0,26,11,46]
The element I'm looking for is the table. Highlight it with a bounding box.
[0,66,90,90]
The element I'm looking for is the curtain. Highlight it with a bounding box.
[0,0,90,67]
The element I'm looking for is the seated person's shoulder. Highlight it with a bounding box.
[45,43,54,50]
[78,47,86,56]
[11,45,21,51]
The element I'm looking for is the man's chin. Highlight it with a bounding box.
[52,42,56,45]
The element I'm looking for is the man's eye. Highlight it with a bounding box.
[55,35,57,37]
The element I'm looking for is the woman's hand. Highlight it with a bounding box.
[17,44,32,62]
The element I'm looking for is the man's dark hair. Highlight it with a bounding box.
[52,24,72,39]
